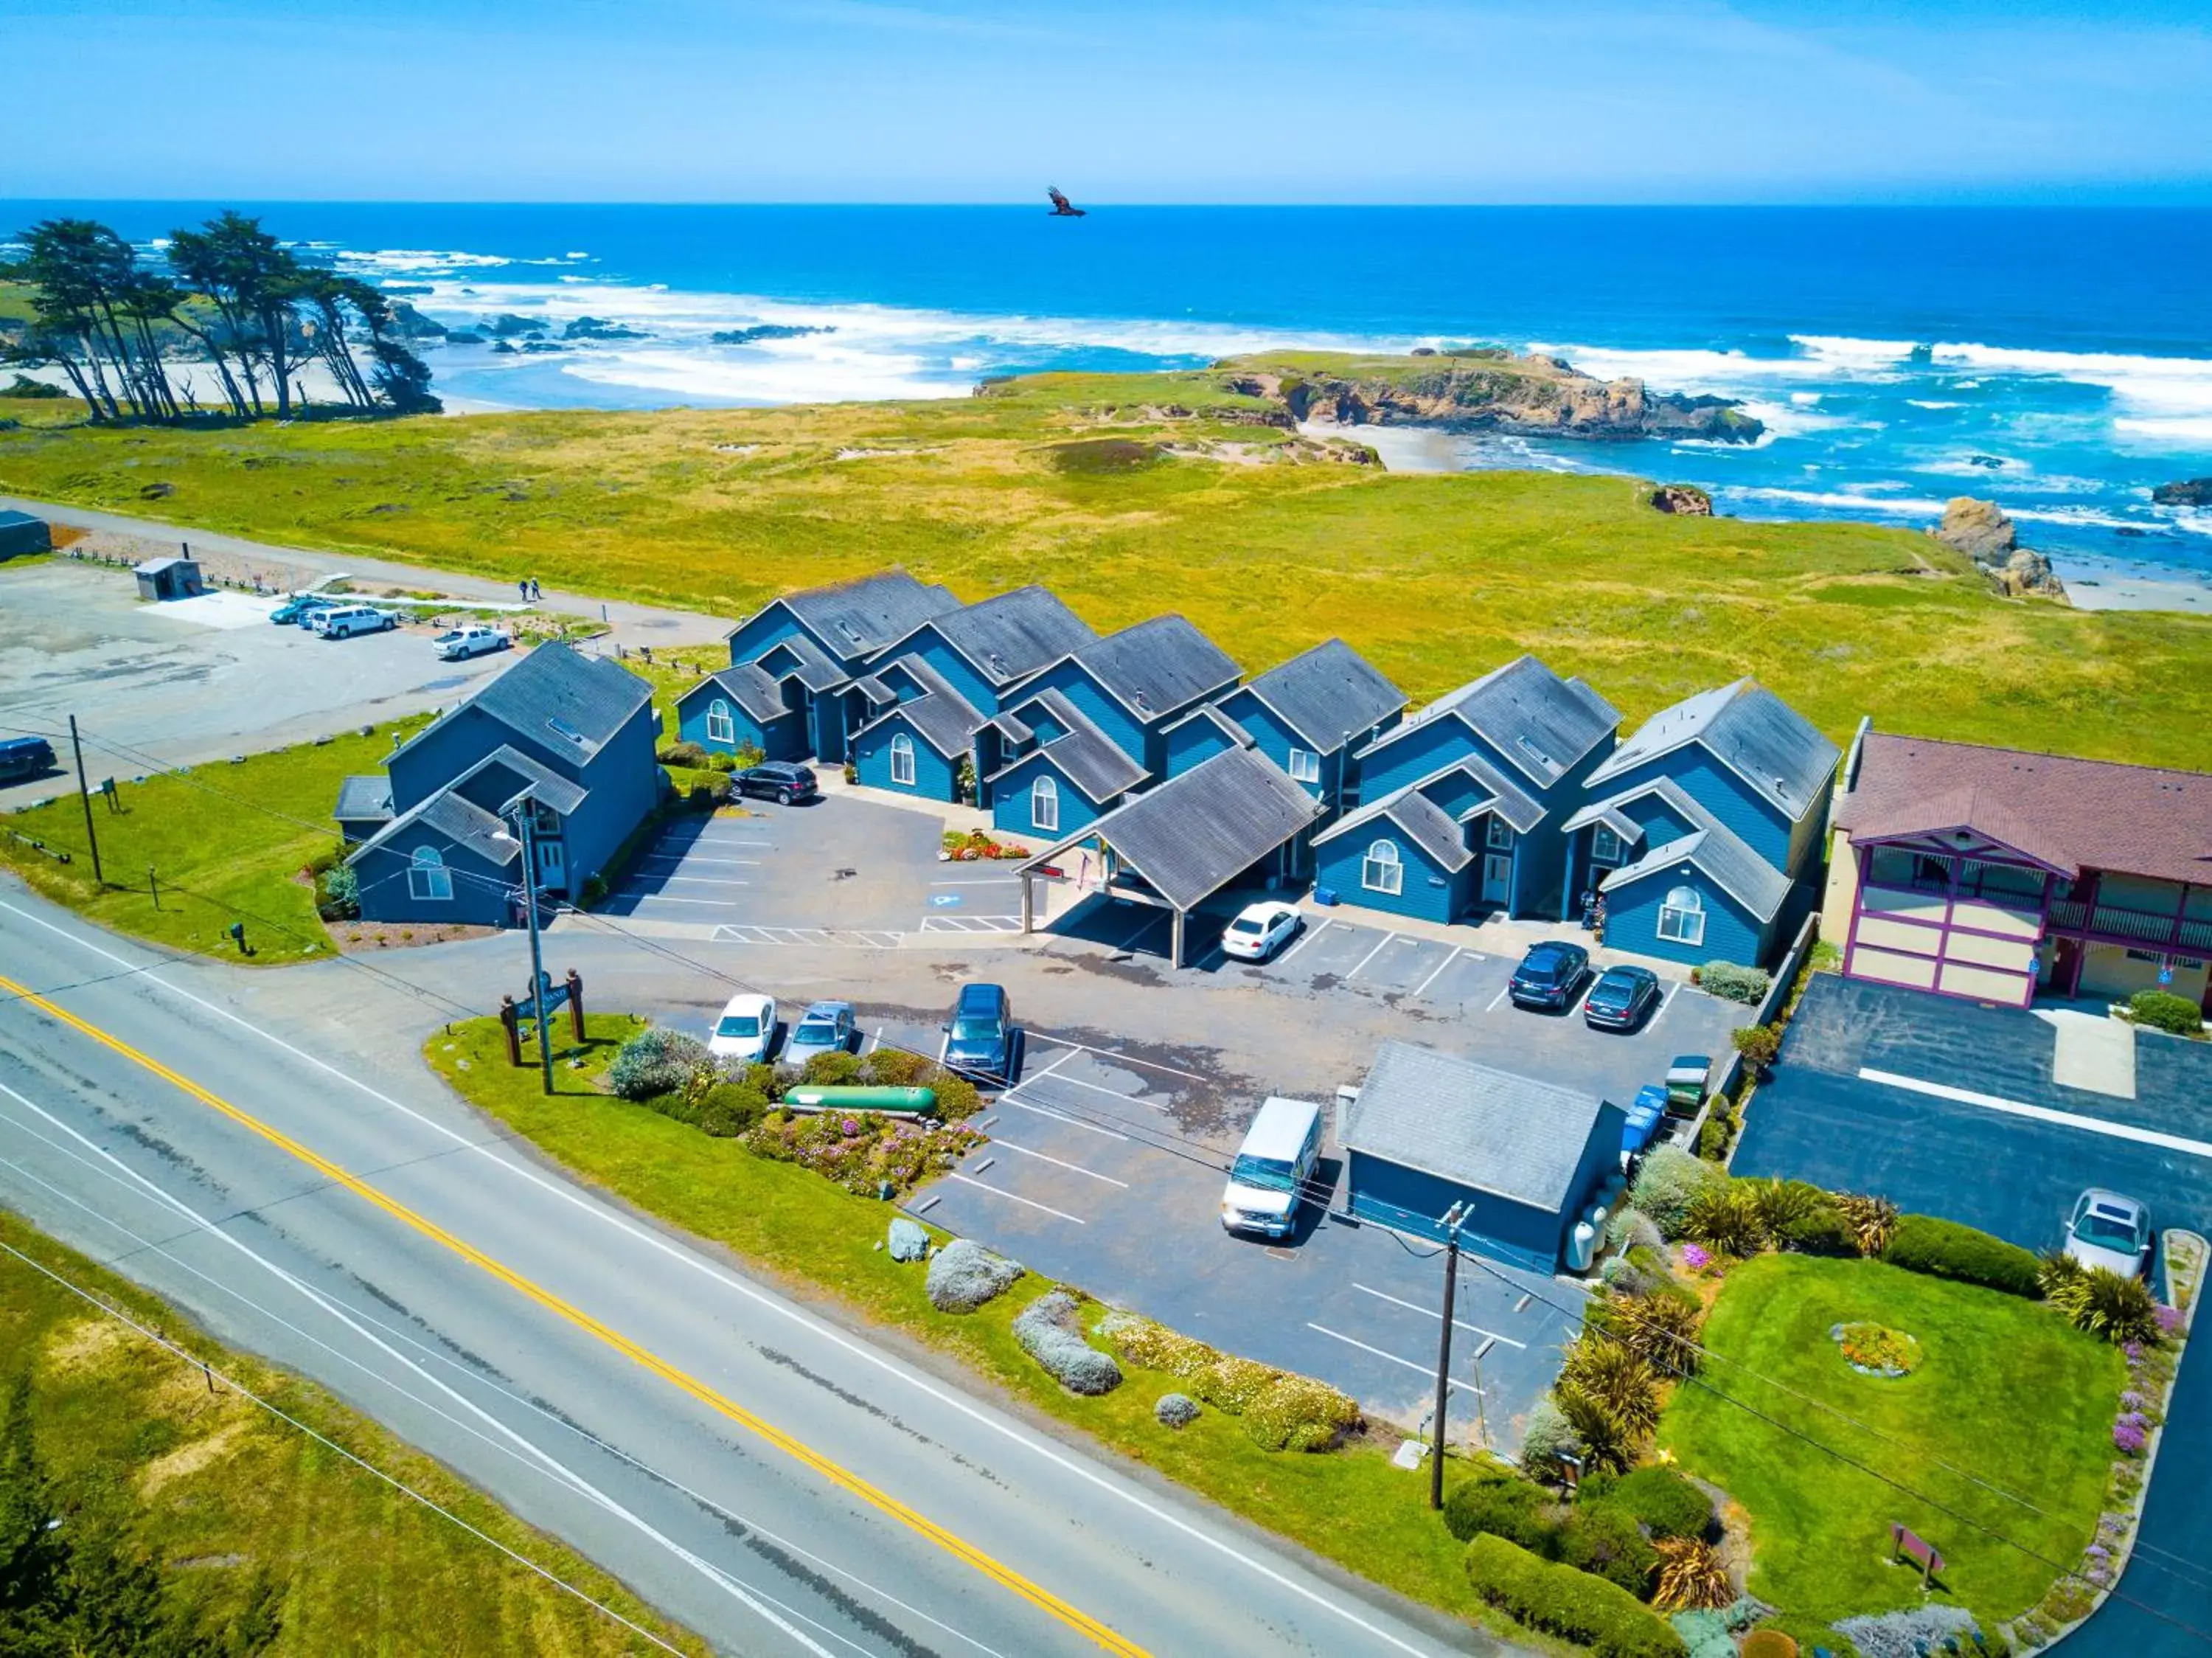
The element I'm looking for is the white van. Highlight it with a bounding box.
[1220,1096,1324,1239]
[316,605,397,639]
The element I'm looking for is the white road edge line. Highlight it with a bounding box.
[0,895,1438,1658]
[1858,1066,2212,1158]
[945,1173,1085,1224]
[985,1140,1130,1187]
[1351,1283,1527,1349]
[1409,948,1463,1002]
[1305,1324,1481,1395]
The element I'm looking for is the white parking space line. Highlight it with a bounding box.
[1652,982,1683,1027]
[1344,934,1396,982]
[1411,947,1464,1000]
[1273,918,1330,965]
[1352,1283,1528,1348]
[931,878,1022,886]
[644,853,759,867]
[1001,1097,1130,1140]
[1020,1046,1079,1084]
[1029,1068,1164,1109]
[1306,1324,1481,1394]
[945,1173,1086,1224]
[1568,979,1597,1018]
[1484,984,1514,1013]
[989,1140,1131,1187]
[650,875,754,887]
[625,892,748,906]
[1021,1036,1207,1083]
[1859,1068,2212,1158]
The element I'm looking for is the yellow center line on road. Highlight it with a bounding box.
[0,972,1147,1658]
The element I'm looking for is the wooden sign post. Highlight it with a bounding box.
[1890,1522,1944,1586]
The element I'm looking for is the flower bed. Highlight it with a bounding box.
[1831,1321,1921,1378]
[939,829,1032,862]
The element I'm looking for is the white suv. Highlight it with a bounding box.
[316,605,398,639]
[434,624,512,660]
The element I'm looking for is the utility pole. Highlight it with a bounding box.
[514,801,555,1095]
[1429,1201,1468,1510]
[69,715,102,886]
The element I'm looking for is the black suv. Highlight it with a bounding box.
[1508,940,1591,1011]
[734,762,818,805]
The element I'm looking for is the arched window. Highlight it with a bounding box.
[1031,774,1060,833]
[705,698,736,744]
[1362,838,1403,896]
[408,844,452,902]
[1658,883,1705,946]
[888,732,917,786]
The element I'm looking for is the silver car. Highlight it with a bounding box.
[2064,1189,2152,1277]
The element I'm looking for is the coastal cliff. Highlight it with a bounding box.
[1219,349,1764,444]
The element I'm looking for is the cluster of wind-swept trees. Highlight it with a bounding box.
[1,212,438,423]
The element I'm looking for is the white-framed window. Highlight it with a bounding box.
[1657,884,1705,946]
[1590,825,1623,867]
[408,844,452,902]
[1362,839,1403,896]
[705,698,736,744]
[1286,747,1321,784]
[1031,774,1060,833]
[888,732,917,786]
[1486,816,1515,851]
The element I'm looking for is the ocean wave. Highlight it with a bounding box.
[1789,334,1921,368]
[339,248,516,273]
[1907,399,1964,409]
[1929,341,2212,418]
[1723,486,1950,517]
[2113,414,2212,443]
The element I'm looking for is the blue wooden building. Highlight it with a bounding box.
[337,644,658,926]
[1564,679,1839,967]
[1313,656,1618,926]
[1341,1041,1625,1271]
[1161,637,1404,821]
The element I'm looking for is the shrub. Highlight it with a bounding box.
[579,872,609,906]
[1012,1290,1122,1395]
[1097,1311,1355,1447]
[1444,1474,1562,1553]
[1739,1632,1797,1658]
[1697,962,1771,1006]
[1747,1179,1824,1238]
[1696,1111,1733,1163]
[319,861,361,920]
[1652,1536,1731,1612]
[608,1026,710,1100]
[1599,1290,1704,1379]
[1243,1374,1360,1451]
[925,1239,1023,1313]
[928,1072,982,1120]
[657,740,709,768]
[1607,1208,1666,1256]
[1682,1184,1769,1257]
[1731,1023,1782,1078]
[1464,1534,1689,1658]
[1777,1203,1860,1258]
[1559,1502,1660,1597]
[2129,989,2203,1037]
[707,751,737,772]
[1834,1606,1978,1658]
[1834,1191,1899,1257]
[2045,1263,2165,1344]
[1559,1339,1663,1439]
[1597,1466,1714,1542]
[689,772,734,806]
[1630,1146,1725,1238]
[1155,1392,1200,1429]
[859,1047,932,1086]
[697,1083,769,1137]
[886,1218,931,1262]
[1519,1396,1582,1472]
[1671,1609,1737,1658]
[1882,1213,2043,1297]
[801,1050,864,1086]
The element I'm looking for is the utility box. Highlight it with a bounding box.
[0,510,51,560]
[134,555,206,602]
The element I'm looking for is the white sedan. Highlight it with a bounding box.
[1222,901,1302,962]
[709,993,777,1062]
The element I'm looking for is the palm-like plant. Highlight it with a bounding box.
[1683,1183,1769,1258]
[1558,1336,1663,1437]
[1834,1191,1899,1257]
[1555,1387,1638,1475]
[1606,1288,1705,1379]
[2046,1264,2163,1345]
[1652,1535,1733,1611]
[1750,1178,1819,1239]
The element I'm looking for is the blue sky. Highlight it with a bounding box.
[7,0,2210,202]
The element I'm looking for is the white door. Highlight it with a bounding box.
[536,837,567,892]
[1482,853,1512,904]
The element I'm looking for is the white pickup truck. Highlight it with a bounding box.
[433,624,512,661]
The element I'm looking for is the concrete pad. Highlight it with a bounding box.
[2035,1007,2138,1099]
[141,590,284,628]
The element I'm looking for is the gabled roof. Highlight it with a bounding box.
[1357,655,1618,791]
[1600,825,1792,923]
[1585,679,1838,822]
[755,630,848,693]
[853,653,987,758]
[334,774,394,824]
[1239,639,1405,752]
[1160,701,1257,752]
[680,663,787,726]
[1835,732,2212,887]
[451,743,589,818]
[1312,783,1473,873]
[748,569,960,662]
[1560,801,1645,846]
[1345,1041,1615,1213]
[1046,615,1240,722]
[349,785,522,871]
[988,688,1147,802]
[880,585,1097,687]
[393,644,651,768]
[1019,745,1321,912]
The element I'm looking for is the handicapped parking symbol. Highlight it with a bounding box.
[929,893,964,908]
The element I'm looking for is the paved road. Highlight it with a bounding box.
[0,885,1491,1658]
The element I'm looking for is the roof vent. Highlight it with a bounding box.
[546,715,588,747]
[835,620,866,645]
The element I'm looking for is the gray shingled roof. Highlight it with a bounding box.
[1600,822,1792,922]
[989,687,1148,802]
[349,786,522,870]
[854,654,987,758]
[891,585,1098,687]
[1560,800,1646,846]
[1427,752,1548,836]
[397,644,650,767]
[755,630,849,693]
[1160,701,1257,752]
[451,744,589,818]
[1312,783,1474,873]
[682,664,787,726]
[1028,745,1321,911]
[1346,1041,1615,1213]
[1585,678,1839,820]
[1060,615,1239,721]
[1241,638,1405,751]
[773,570,960,661]
[334,774,394,824]
[1363,655,1618,790]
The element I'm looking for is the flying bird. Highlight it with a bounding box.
[1046,187,1087,218]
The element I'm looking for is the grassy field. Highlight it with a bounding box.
[425,1013,1497,1634]
[0,719,426,965]
[1659,1253,2123,1627]
[0,1207,701,1656]
[4,374,2210,767]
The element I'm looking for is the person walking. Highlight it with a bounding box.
[518,577,529,603]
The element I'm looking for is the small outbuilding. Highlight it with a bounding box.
[1340,1041,1626,1272]
[0,510,52,560]
[133,555,205,602]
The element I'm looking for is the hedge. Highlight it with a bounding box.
[1444,1474,1560,1553]
[1697,961,1772,1006]
[1882,1213,2043,1298]
[2129,989,2203,1037]
[1464,1534,1689,1658]
[1588,1466,1713,1542]
[1557,1502,1660,1597]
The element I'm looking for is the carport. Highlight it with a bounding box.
[1013,745,1322,966]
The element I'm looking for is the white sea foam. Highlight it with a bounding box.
[1929,341,2212,419]
[1725,486,1950,518]
[335,248,515,273]
[2115,414,2212,443]
[1907,399,1964,410]
[1789,334,1921,369]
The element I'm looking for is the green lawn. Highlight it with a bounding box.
[5,368,2209,768]
[0,720,424,965]
[1659,1253,2123,1626]
[425,1013,1494,1631]
[0,1208,702,1656]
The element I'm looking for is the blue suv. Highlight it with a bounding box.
[942,983,1017,1083]
[1508,940,1591,1012]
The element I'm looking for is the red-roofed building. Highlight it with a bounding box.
[1821,729,2212,1011]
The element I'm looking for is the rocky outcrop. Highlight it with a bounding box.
[563,316,647,341]
[1649,484,1713,516]
[2152,477,2212,507]
[1931,497,2067,600]
[1222,351,1763,444]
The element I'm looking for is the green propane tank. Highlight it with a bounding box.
[782,1085,936,1115]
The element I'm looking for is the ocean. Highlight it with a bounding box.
[12,201,2212,597]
